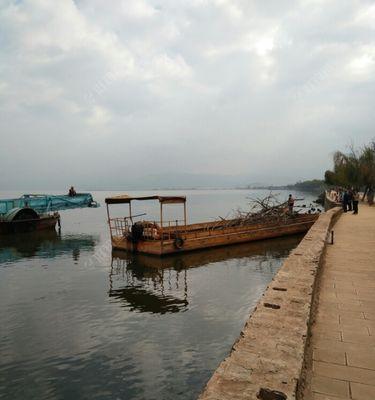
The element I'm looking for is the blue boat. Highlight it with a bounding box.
[0,193,99,234]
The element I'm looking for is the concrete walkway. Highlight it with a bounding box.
[307,204,375,400]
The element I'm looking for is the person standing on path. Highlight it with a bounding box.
[347,188,353,211]
[342,190,349,212]
[353,191,359,214]
[367,187,374,205]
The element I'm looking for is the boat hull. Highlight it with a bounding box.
[111,214,319,255]
[0,214,58,235]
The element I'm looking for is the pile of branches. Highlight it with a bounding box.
[215,194,298,229]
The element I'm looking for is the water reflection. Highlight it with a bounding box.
[0,231,98,265]
[110,256,189,314]
[109,234,303,315]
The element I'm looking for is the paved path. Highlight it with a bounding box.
[307,203,375,400]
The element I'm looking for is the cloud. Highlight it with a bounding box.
[121,0,157,19]
[86,105,111,127]
[347,46,375,80]
[1,0,375,188]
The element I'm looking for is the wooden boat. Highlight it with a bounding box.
[105,195,319,256]
[0,208,60,235]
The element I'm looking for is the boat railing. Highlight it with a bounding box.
[158,219,186,240]
[109,218,132,238]
[139,220,187,241]
[108,218,186,241]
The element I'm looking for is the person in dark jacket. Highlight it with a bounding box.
[367,187,374,205]
[342,190,348,212]
[347,189,353,211]
[68,186,77,197]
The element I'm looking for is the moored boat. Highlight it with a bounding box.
[0,209,59,235]
[105,195,319,256]
[0,193,99,235]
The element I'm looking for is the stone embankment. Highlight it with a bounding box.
[199,208,341,400]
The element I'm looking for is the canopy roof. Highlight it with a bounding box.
[105,195,186,205]
[0,193,98,215]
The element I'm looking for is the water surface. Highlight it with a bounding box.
[0,190,316,400]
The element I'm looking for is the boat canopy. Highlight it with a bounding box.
[0,193,99,215]
[105,195,186,205]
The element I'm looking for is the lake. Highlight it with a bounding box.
[0,189,319,400]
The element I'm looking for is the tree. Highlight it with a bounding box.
[359,141,375,198]
[324,170,336,185]
[324,140,375,191]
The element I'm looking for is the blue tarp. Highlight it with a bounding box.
[0,193,99,215]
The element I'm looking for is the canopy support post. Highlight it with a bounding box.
[160,202,163,247]
[106,204,112,239]
[183,202,187,232]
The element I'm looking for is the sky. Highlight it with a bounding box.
[1,0,375,189]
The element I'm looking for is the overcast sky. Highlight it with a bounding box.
[1,0,375,189]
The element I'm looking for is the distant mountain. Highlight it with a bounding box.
[67,173,260,191]
[1,172,318,191]
[246,179,326,193]
[122,173,254,190]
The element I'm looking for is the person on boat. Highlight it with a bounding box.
[352,191,359,214]
[288,194,295,213]
[69,186,77,197]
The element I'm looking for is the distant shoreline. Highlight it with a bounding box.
[0,185,325,193]
[241,179,325,193]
